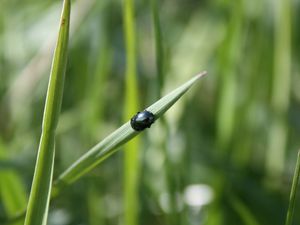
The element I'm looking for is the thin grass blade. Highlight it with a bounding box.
[285,150,300,225]
[229,194,260,225]
[53,71,207,192]
[24,1,70,224]
[151,0,164,94]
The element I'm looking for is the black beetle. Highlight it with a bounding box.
[130,110,155,131]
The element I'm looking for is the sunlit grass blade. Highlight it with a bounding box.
[285,150,300,225]
[122,0,139,224]
[24,1,70,225]
[53,71,207,192]
[266,0,291,178]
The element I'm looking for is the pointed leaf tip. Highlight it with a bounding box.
[146,71,207,117]
[196,71,208,78]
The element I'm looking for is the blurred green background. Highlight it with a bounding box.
[1,0,300,224]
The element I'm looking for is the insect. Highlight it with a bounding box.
[130,110,156,131]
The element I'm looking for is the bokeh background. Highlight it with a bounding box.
[1,0,300,224]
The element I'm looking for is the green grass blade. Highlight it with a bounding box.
[0,172,26,225]
[122,0,139,224]
[216,2,242,152]
[24,1,70,225]
[266,0,291,178]
[0,141,27,225]
[229,194,260,225]
[285,150,300,225]
[150,1,179,224]
[151,0,164,94]
[53,72,207,192]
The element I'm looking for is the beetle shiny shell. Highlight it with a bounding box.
[130,110,155,131]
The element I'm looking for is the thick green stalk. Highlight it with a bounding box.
[123,0,139,224]
[24,1,70,224]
